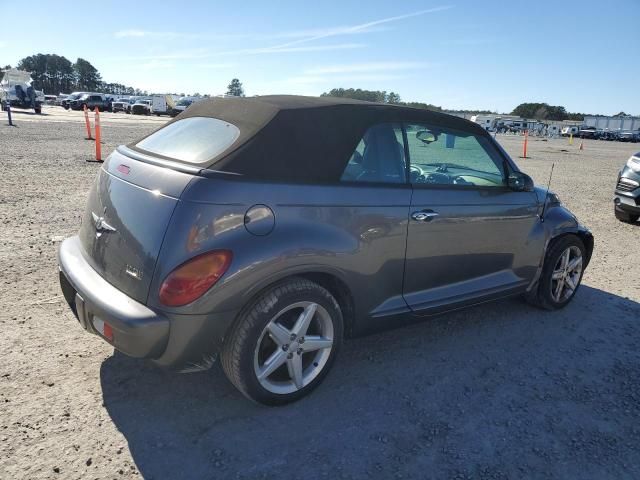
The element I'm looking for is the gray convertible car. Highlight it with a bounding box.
[58,96,593,404]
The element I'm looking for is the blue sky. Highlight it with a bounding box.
[1,0,638,114]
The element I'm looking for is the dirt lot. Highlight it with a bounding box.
[1,106,640,480]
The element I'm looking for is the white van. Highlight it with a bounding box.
[151,94,175,116]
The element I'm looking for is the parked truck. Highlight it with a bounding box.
[0,68,45,114]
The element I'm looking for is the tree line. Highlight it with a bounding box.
[0,54,620,118]
[0,53,147,95]
[510,102,587,121]
[320,88,495,115]
[1,53,248,99]
[321,90,604,120]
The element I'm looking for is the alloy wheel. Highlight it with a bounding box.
[253,301,334,395]
[550,245,583,303]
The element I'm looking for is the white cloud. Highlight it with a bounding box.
[113,50,211,61]
[285,73,408,85]
[226,43,366,56]
[269,25,389,39]
[269,6,454,49]
[304,61,429,75]
[112,6,453,59]
[114,30,251,41]
[193,63,235,69]
[114,29,148,38]
[139,60,176,70]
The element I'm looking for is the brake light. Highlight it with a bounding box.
[159,250,232,306]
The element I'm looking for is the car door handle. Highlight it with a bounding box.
[411,210,439,222]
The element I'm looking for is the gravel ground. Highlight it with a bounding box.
[1,106,640,480]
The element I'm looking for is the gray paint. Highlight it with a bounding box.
[59,125,593,369]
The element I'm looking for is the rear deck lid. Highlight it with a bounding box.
[78,149,196,303]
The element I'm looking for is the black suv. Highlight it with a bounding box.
[614,153,640,223]
[69,93,109,111]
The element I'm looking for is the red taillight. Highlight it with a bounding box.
[159,250,232,307]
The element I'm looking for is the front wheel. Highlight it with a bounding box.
[221,278,343,405]
[527,235,586,310]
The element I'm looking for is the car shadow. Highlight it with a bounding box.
[101,285,640,479]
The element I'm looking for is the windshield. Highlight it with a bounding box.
[135,116,240,164]
[177,99,193,107]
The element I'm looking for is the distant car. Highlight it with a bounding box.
[170,97,196,117]
[131,99,152,115]
[112,98,131,113]
[55,94,69,106]
[599,131,618,141]
[104,96,115,112]
[62,92,86,109]
[44,95,57,105]
[578,127,599,140]
[58,95,594,405]
[69,93,109,112]
[614,153,640,223]
[617,131,639,143]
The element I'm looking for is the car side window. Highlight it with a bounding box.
[340,123,406,184]
[405,123,506,188]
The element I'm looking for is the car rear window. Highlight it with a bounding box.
[135,117,240,164]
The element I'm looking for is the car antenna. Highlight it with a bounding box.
[540,162,555,222]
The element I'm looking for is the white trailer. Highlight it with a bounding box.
[151,94,176,116]
[584,115,640,132]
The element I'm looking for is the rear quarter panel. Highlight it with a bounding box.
[148,177,412,330]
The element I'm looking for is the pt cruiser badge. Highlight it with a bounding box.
[91,212,116,238]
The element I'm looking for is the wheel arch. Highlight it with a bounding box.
[526,226,593,300]
[548,228,593,268]
[222,269,356,342]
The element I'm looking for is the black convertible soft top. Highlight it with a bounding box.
[131,95,488,183]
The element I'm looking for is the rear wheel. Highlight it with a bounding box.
[34,106,42,114]
[221,278,343,405]
[527,235,586,310]
[615,206,639,224]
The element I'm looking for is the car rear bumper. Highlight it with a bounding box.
[58,236,170,359]
[58,236,240,369]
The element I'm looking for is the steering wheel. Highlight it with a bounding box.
[452,175,475,186]
[424,172,451,184]
[410,165,424,182]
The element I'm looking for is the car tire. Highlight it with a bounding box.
[221,277,343,406]
[614,206,639,224]
[527,234,586,310]
[34,107,42,114]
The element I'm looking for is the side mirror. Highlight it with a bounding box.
[507,172,534,192]
[416,130,438,144]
